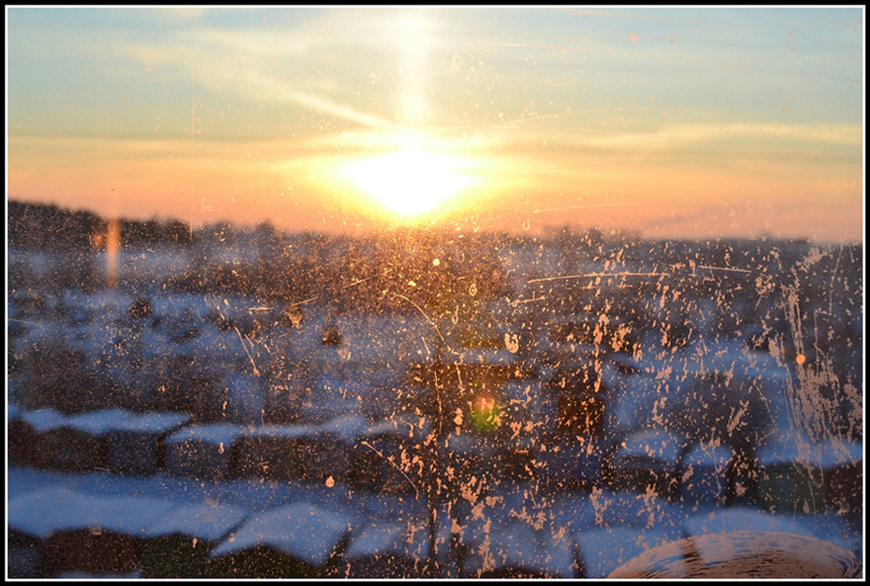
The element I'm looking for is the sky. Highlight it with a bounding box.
[6,6,865,243]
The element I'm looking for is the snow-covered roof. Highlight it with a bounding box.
[19,408,68,433]
[354,491,428,523]
[318,413,369,442]
[757,433,862,468]
[239,423,316,440]
[8,486,176,539]
[344,519,429,561]
[142,501,250,542]
[329,313,434,366]
[462,519,576,578]
[165,423,245,447]
[682,442,735,467]
[64,407,135,434]
[616,428,688,463]
[109,411,192,434]
[8,403,23,421]
[610,372,662,431]
[548,491,598,533]
[359,413,432,442]
[585,489,688,531]
[454,481,538,546]
[681,506,816,539]
[209,501,351,567]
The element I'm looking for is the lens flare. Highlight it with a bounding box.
[470,393,501,434]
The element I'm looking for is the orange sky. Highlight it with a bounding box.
[6,7,865,243]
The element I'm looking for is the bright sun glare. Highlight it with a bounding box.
[340,145,477,219]
[308,11,484,224]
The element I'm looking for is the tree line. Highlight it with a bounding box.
[8,200,193,251]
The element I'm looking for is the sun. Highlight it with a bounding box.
[338,143,478,220]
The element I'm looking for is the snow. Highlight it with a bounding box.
[19,408,68,432]
[165,423,245,447]
[240,423,315,440]
[318,413,369,443]
[209,501,351,567]
[361,413,432,441]
[108,411,191,434]
[462,518,576,578]
[758,432,863,469]
[5,238,864,578]
[681,441,735,504]
[353,491,429,523]
[64,407,135,434]
[586,489,688,532]
[453,481,537,546]
[615,428,688,464]
[683,441,734,467]
[535,437,607,487]
[8,403,23,421]
[142,502,250,542]
[8,485,175,539]
[574,525,681,578]
[346,522,405,557]
[344,519,429,561]
[681,506,816,539]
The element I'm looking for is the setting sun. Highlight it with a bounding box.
[337,145,478,219]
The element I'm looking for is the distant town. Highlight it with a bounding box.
[7,199,863,578]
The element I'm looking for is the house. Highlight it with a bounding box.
[756,433,828,515]
[140,501,249,578]
[164,423,246,481]
[301,413,369,483]
[208,502,352,578]
[8,486,175,577]
[680,441,735,506]
[820,438,863,524]
[607,428,690,500]
[35,407,133,472]
[230,423,314,480]
[15,408,68,468]
[106,411,191,475]
[343,519,432,578]
[460,518,576,578]
[534,436,609,489]
[350,415,430,493]
[8,404,36,466]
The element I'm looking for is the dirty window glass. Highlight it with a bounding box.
[6,6,864,579]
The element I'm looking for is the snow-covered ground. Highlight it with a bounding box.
[7,242,863,578]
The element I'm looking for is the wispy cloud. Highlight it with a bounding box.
[155,6,208,21]
[7,7,863,240]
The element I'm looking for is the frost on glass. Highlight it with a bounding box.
[6,6,864,581]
